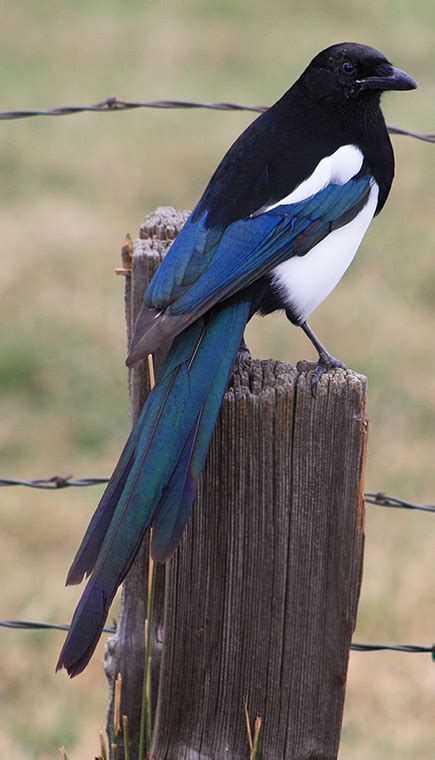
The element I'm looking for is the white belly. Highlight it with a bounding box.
[271,181,379,323]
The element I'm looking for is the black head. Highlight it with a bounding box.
[302,42,416,102]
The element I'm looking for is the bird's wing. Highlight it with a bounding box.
[128,171,373,363]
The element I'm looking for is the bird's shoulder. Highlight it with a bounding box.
[196,99,350,227]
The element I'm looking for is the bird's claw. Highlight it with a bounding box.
[310,354,347,397]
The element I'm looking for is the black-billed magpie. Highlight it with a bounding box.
[58,43,416,676]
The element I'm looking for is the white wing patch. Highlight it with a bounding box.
[271,181,379,323]
[265,144,364,211]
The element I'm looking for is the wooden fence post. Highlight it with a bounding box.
[105,207,367,760]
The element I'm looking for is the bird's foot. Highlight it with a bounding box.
[311,353,347,396]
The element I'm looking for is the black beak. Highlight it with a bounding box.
[357,65,417,92]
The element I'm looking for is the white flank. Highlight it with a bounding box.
[271,181,379,323]
[265,144,364,210]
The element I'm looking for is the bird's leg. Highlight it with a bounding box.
[236,336,252,364]
[299,320,347,395]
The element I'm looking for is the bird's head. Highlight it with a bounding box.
[302,42,416,103]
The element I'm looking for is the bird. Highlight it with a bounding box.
[57,42,416,676]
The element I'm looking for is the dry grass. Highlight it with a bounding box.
[0,1,433,757]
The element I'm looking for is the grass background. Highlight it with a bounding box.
[0,0,433,757]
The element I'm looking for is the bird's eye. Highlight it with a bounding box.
[341,61,356,76]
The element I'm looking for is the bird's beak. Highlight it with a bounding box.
[357,65,417,92]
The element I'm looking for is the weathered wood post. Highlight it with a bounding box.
[105,207,367,760]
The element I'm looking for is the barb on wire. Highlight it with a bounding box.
[1,476,433,514]
[0,96,433,143]
[0,619,432,657]
[0,97,265,121]
[0,475,109,489]
[365,492,435,514]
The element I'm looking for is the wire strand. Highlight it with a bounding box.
[364,492,435,514]
[0,619,432,656]
[0,619,115,634]
[0,476,109,489]
[1,476,433,513]
[0,96,433,142]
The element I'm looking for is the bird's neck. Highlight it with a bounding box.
[345,98,395,213]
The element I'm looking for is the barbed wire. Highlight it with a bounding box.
[0,475,109,489]
[350,642,434,655]
[364,492,435,514]
[0,98,265,120]
[0,476,433,513]
[0,96,433,142]
[0,619,432,657]
[384,125,435,143]
[1,487,432,658]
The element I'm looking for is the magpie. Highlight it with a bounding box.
[57,42,416,676]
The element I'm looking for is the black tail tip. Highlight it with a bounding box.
[65,567,86,587]
[56,655,86,678]
[125,346,145,368]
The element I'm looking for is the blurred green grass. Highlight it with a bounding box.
[0,1,434,757]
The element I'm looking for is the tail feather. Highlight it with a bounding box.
[151,326,239,561]
[151,412,202,562]
[58,297,251,676]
